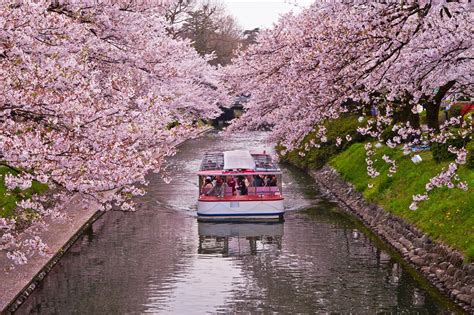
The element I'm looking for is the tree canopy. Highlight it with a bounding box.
[0,0,228,264]
[223,1,473,211]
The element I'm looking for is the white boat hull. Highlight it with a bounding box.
[197,199,284,222]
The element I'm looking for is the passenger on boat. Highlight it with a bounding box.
[201,177,213,195]
[237,176,248,195]
[227,176,237,195]
[245,176,251,188]
[206,159,216,169]
[253,175,264,187]
[270,175,277,186]
[207,175,225,197]
[264,175,272,187]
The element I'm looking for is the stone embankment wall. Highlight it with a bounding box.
[311,165,474,313]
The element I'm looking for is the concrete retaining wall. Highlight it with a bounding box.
[311,165,474,313]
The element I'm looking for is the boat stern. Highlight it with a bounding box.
[197,198,284,222]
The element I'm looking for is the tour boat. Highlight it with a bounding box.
[197,150,284,221]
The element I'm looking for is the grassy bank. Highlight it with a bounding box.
[329,143,474,261]
[0,166,48,219]
[278,113,474,261]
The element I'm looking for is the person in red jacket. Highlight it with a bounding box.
[227,176,237,195]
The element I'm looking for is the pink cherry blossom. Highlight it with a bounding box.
[223,2,472,212]
[1,1,228,264]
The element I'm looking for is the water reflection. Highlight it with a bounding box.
[198,222,283,256]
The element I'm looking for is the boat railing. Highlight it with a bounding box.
[200,186,281,197]
[248,186,280,196]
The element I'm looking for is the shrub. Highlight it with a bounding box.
[380,127,396,142]
[464,112,473,127]
[447,105,462,118]
[304,143,338,170]
[166,120,180,130]
[467,141,474,169]
[431,138,468,163]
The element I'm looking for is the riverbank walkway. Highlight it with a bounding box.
[0,194,101,313]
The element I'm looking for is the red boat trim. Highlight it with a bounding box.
[197,212,284,217]
[197,170,282,176]
[198,195,284,202]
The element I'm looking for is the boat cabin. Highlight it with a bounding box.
[197,150,283,201]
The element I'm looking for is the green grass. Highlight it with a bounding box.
[278,114,366,170]
[0,166,48,219]
[329,143,474,261]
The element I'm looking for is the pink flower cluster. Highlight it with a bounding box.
[364,143,380,180]
[4,174,33,190]
[411,160,468,210]
[382,155,397,178]
[409,194,429,211]
[448,146,467,165]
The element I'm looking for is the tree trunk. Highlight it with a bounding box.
[425,80,456,132]
[409,111,420,129]
[426,102,440,130]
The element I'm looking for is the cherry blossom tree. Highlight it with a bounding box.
[223,2,472,209]
[0,1,227,264]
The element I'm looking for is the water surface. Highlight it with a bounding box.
[17,132,459,314]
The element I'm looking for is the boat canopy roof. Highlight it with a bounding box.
[223,150,255,170]
[198,150,281,175]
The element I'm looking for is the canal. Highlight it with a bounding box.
[17,132,459,314]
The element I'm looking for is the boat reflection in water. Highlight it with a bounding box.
[198,222,284,256]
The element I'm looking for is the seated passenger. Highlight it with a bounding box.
[205,160,217,169]
[264,175,272,187]
[253,175,264,187]
[201,177,213,195]
[245,176,251,188]
[227,176,237,195]
[237,176,248,195]
[269,175,277,186]
[208,175,225,197]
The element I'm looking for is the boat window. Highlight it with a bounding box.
[199,174,283,197]
[246,174,282,196]
[200,175,215,195]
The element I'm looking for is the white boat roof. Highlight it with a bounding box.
[223,150,255,170]
[198,150,281,173]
